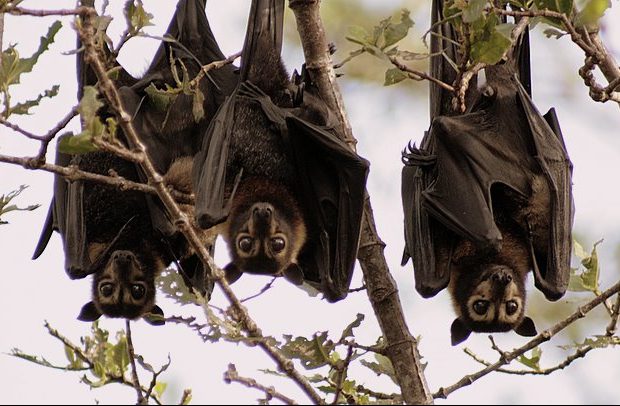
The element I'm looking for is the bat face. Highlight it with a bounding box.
[449,262,537,345]
[78,250,165,325]
[223,198,307,286]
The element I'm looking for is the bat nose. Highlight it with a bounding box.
[252,203,273,221]
[112,250,135,266]
[491,269,513,286]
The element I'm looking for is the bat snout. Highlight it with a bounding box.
[490,268,513,286]
[112,250,136,267]
[252,203,273,221]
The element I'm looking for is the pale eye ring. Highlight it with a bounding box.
[271,237,285,253]
[238,237,253,253]
[506,300,518,316]
[473,300,489,315]
[130,284,146,300]
[99,282,114,298]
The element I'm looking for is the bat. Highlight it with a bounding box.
[401,0,574,345]
[191,0,370,302]
[32,0,237,323]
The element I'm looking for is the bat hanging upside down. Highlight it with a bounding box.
[401,0,574,345]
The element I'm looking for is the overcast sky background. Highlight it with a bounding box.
[1,0,620,404]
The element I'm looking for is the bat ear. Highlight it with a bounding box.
[450,318,472,346]
[283,263,304,286]
[224,263,243,284]
[144,305,165,326]
[514,316,537,337]
[77,301,101,322]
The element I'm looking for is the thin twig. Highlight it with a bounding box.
[463,345,595,375]
[240,277,277,303]
[388,54,455,91]
[3,5,89,17]
[125,320,146,405]
[224,363,297,405]
[606,292,620,336]
[433,279,620,399]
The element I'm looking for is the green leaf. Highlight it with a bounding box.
[78,86,104,124]
[57,131,98,154]
[463,0,488,23]
[6,85,60,116]
[124,0,154,34]
[383,9,414,48]
[144,83,175,112]
[0,20,62,87]
[470,15,512,65]
[568,239,602,292]
[360,353,398,385]
[517,347,542,371]
[543,27,567,38]
[111,336,129,374]
[280,332,336,370]
[154,382,168,398]
[575,0,610,26]
[384,67,408,86]
[534,0,574,28]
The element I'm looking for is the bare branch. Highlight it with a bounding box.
[388,54,455,92]
[2,5,88,17]
[607,292,620,336]
[224,363,298,405]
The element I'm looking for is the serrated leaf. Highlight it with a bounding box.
[575,0,610,26]
[383,9,414,49]
[280,332,335,370]
[517,347,542,371]
[569,240,602,292]
[111,336,129,374]
[156,268,200,306]
[78,86,104,124]
[0,185,40,225]
[0,20,62,87]
[360,353,398,385]
[6,85,60,116]
[574,239,588,260]
[463,0,488,23]
[93,361,105,379]
[384,68,408,86]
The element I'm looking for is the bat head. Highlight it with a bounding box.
[224,200,307,286]
[78,250,165,325]
[449,264,537,345]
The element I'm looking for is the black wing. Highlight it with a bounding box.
[32,0,137,276]
[402,3,573,300]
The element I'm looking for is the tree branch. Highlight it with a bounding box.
[125,321,146,405]
[224,363,297,405]
[288,1,432,403]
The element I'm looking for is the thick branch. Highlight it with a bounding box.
[288,0,432,404]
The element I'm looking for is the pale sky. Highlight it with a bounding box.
[1,1,620,404]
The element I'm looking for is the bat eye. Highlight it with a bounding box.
[130,284,146,300]
[99,283,114,297]
[472,300,489,315]
[238,237,253,253]
[506,300,518,316]
[271,237,285,253]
